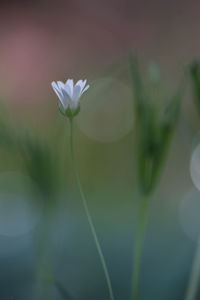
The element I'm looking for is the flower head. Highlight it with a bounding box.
[51,79,90,117]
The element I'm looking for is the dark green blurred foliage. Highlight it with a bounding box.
[0,107,60,206]
[18,133,60,205]
[190,60,200,116]
[130,55,184,196]
[0,103,18,148]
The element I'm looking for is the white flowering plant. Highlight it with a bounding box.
[1,55,200,300]
[51,79,89,118]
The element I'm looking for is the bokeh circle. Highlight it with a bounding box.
[190,143,200,191]
[0,171,41,237]
[179,188,200,241]
[76,77,134,143]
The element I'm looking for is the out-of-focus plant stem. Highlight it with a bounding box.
[132,193,150,300]
[185,237,200,300]
[69,118,114,300]
[34,206,54,300]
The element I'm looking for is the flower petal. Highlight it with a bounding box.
[64,84,72,98]
[72,85,81,101]
[51,81,64,103]
[57,81,65,89]
[65,79,74,97]
[60,87,72,110]
[78,79,87,93]
[76,79,85,89]
[81,84,90,95]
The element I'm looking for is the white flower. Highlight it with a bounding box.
[51,79,90,116]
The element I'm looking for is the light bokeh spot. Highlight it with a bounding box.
[190,143,200,191]
[0,172,41,237]
[76,77,134,142]
[179,188,200,241]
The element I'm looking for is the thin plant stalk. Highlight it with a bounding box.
[185,237,200,300]
[132,194,149,300]
[69,118,114,300]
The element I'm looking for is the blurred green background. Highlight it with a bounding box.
[0,1,200,299]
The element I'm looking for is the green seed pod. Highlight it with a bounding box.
[130,54,184,196]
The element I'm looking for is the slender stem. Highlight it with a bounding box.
[69,118,114,300]
[185,237,200,300]
[132,194,149,300]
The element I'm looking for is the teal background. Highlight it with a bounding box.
[0,1,200,299]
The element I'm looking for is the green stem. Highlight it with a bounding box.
[185,237,200,300]
[69,118,114,300]
[132,194,149,300]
